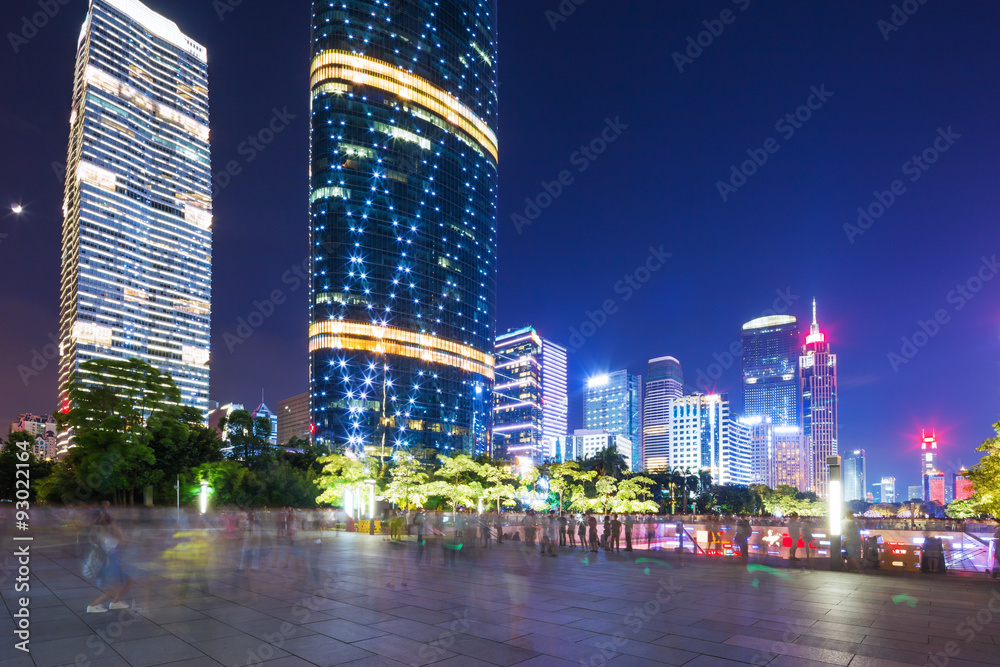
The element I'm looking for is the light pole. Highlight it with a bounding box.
[827,455,843,571]
[366,479,376,534]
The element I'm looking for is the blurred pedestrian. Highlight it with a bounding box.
[86,511,135,613]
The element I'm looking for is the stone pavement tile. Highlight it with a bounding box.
[724,634,853,665]
[503,617,596,642]
[32,603,82,622]
[692,620,789,642]
[643,621,732,644]
[440,617,528,642]
[681,655,756,666]
[768,656,846,667]
[504,656,579,667]
[281,634,377,666]
[140,606,209,625]
[113,635,207,667]
[652,634,776,664]
[177,597,233,611]
[93,618,172,643]
[201,604,273,625]
[260,657,323,667]
[395,595,461,612]
[370,617,455,644]
[845,657,925,667]
[793,633,928,665]
[508,632,620,663]
[332,606,398,625]
[161,618,246,643]
[28,635,116,667]
[157,658,225,667]
[33,615,96,641]
[581,636,699,666]
[385,605,458,626]
[351,633,455,666]
[568,617,664,643]
[238,617,317,642]
[438,633,541,665]
[504,606,584,625]
[338,656,409,667]
[304,618,389,643]
[265,605,338,624]
[754,619,864,644]
[193,633,291,666]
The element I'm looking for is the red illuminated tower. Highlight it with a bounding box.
[920,431,945,504]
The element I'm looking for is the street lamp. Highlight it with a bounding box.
[827,454,842,571]
[365,479,376,534]
[199,480,210,515]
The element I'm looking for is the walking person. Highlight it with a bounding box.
[558,512,568,547]
[567,513,577,548]
[86,511,136,613]
[646,515,656,550]
[788,514,802,561]
[602,515,612,552]
[578,514,587,551]
[238,509,260,571]
[610,514,622,553]
[801,517,814,568]
[735,515,751,564]
[587,512,599,553]
[842,517,863,573]
[624,514,634,552]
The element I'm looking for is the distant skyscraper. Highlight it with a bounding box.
[907,485,923,501]
[277,393,311,446]
[771,426,809,491]
[744,416,774,486]
[742,315,800,427]
[252,402,279,446]
[920,430,939,477]
[800,301,838,498]
[643,356,683,471]
[843,449,866,502]
[585,370,642,471]
[492,327,566,464]
[954,468,974,501]
[555,429,632,470]
[308,0,499,458]
[59,0,212,433]
[924,470,946,505]
[727,418,752,486]
[669,394,745,484]
[880,476,897,503]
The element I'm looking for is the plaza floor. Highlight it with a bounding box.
[3,531,1000,667]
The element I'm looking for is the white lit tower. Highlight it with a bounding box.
[800,300,839,498]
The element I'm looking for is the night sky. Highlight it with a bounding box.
[3,0,999,495]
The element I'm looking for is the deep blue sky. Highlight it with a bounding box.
[2,0,999,495]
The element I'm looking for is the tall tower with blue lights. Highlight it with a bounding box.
[308,1,499,458]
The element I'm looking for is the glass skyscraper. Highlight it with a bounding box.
[308,1,499,458]
[584,369,642,471]
[843,449,866,502]
[800,301,838,498]
[492,327,566,464]
[59,0,212,439]
[643,356,683,471]
[742,315,800,427]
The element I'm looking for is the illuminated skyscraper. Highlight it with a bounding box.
[491,327,566,464]
[669,394,746,484]
[800,301,838,498]
[920,430,939,477]
[742,315,800,427]
[585,369,642,471]
[772,426,809,491]
[954,468,974,501]
[308,1,499,458]
[58,0,212,440]
[880,476,897,503]
[843,449,866,502]
[643,356,683,471]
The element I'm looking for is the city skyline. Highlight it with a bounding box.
[3,1,999,489]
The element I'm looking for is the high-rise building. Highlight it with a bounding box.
[843,449,866,502]
[669,394,746,484]
[800,301,838,498]
[880,476,897,503]
[58,0,212,438]
[907,485,923,501]
[642,356,683,471]
[9,414,58,460]
[492,327,566,464]
[742,315,800,427]
[252,402,278,446]
[726,418,752,486]
[924,470,946,505]
[277,393,311,446]
[585,370,642,471]
[920,431,938,477]
[308,0,499,459]
[771,426,809,491]
[744,416,773,486]
[555,429,632,470]
[954,467,975,501]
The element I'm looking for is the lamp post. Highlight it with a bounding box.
[827,454,843,571]
[365,479,376,534]
[199,480,210,515]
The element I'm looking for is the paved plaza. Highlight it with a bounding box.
[3,531,1000,667]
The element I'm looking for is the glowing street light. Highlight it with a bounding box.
[827,454,843,571]
[11,203,23,214]
[199,480,210,515]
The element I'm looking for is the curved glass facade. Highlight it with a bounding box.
[309,0,498,458]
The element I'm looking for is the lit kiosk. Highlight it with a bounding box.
[827,454,843,571]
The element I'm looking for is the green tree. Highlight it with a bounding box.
[315,453,370,506]
[615,475,658,513]
[0,432,53,502]
[55,358,179,505]
[384,452,429,510]
[221,409,273,470]
[478,457,518,512]
[582,446,629,479]
[965,421,1000,517]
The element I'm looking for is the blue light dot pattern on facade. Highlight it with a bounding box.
[309,0,498,459]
